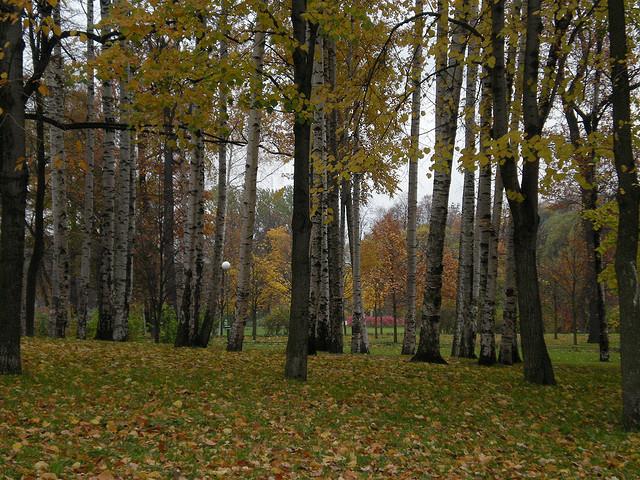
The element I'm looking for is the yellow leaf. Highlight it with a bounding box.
[173,400,183,408]
[38,83,49,96]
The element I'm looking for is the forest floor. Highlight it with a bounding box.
[1,335,638,479]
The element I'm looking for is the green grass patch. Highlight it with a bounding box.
[0,335,636,479]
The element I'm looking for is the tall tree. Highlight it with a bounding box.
[196,8,230,348]
[24,92,47,339]
[113,67,133,341]
[607,0,640,430]
[412,0,467,364]
[325,37,344,354]
[499,217,518,364]
[562,30,608,361]
[494,0,565,384]
[284,0,317,379]
[228,10,266,352]
[0,1,28,373]
[402,0,424,356]
[452,0,479,359]
[48,4,69,338]
[96,0,117,340]
[78,0,96,340]
[308,34,325,353]
[350,173,369,353]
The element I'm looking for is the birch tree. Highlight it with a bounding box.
[113,67,132,342]
[350,173,369,353]
[228,11,266,352]
[401,0,424,356]
[196,9,230,347]
[78,0,96,340]
[48,4,70,338]
[413,0,467,363]
[325,37,344,354]
[96,0,117,340]
[452,0,478,359]
[308,35,325,353]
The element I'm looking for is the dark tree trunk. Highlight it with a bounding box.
[608,0,640,430]
[495,0,555,385]
[0,10,27,374]
[162,110,177,310]
[284,0,316,380]
[25,93,47,338]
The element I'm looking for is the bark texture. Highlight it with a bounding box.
[196,17,229,347]
[607,0,640,430]
[325,37,344,355]
[96,0,116,340]
[78,0,96,340]
[228,18,266,352]
[494,0,555,384]
[412,0,465,364]
[402,0,424,356]
[284,0,316,379]
[453,0,479,359]
[350,173,369,353]
[0,6,27,374]
[48,14,69,338]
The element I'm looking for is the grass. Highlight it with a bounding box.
[0,334,637,479]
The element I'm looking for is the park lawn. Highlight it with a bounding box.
[0,336,637,479]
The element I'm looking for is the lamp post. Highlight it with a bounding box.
[220,261,231,337]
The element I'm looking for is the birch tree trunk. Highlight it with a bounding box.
[48,9,70,338]
[317,179,330,350]
[0,6,27,374]
[196,17,229,347]
[350,173,369,353]
[452,0,478,359]
[499,217,518,364]
[308,35,324,354]
[402,0,424,356]
[96,0,117,340]
[412,0,466,364]
[325,37,344,354]
[113,67,132,342]
[176,129,205,346]
[78,0,95,340]
[228,17,266,352]
[478,168,502,365]
[607,0,640,430]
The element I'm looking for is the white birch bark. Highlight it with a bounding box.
[499,217,517,364]
[48,5,69,338]
[402,0,424,356]
[478,168,502,364]
[97,0,117,340]
[228,15,266,351]
[113,65,132,341]
[350,173,369,353]
[413,0,466,362]
[196,13,229,346]
[452,0,478,358]
[308,35,324,350]
[78,0,95,340]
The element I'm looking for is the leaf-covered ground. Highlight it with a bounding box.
[1,336,638,479]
